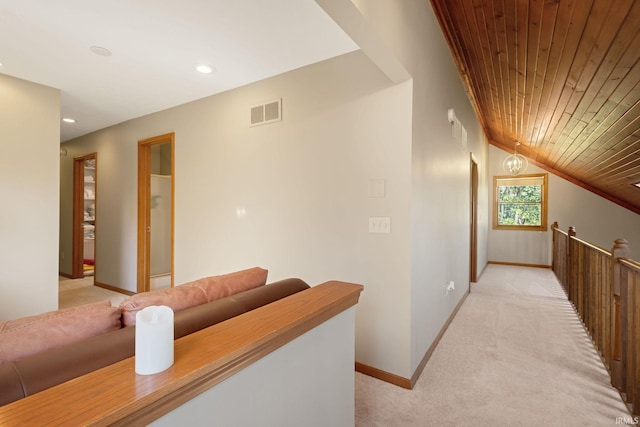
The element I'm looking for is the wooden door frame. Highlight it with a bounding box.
[137,133,175,293]
[469,154,479,283]
[72,153,97,280]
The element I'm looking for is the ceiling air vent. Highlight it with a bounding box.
[250,98,282,127]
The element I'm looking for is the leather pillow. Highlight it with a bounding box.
[119,285,208,326]
[0,301,121,363]
[187,267,268,302]
[119,267,268,326]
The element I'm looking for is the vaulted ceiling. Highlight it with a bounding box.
[430,0,640,214]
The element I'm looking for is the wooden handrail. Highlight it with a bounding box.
[551,222,568,236]
[552,224,640,416]
[569,235,611,257]
[620,258,640,272]
[0,281,364,426]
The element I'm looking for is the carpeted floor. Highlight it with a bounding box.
[58,276,127,309]
[355,264,632,426]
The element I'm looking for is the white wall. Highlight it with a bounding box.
[0,74,60,321]
[60,50,415,375]
[61,1,491,381]
[152,308,356,427]
[349,0,490,376]
[59,1,491,381]
[488,145,640,264]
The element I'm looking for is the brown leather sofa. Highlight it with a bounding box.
[0,278,309,407]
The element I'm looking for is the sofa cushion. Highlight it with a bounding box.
[228,278,310,312]
[0,301,121,363]
[119,267,268,326]
[11,326,137,402]
[119,285,208,326]
[188,267,268,302]
[0,363,25,404]
[0,276,308,407]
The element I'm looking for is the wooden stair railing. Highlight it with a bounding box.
[618,257,640,415]
[551,223,639,416]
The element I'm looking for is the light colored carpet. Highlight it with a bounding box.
[355,264,631,426]
[59,276,127,309]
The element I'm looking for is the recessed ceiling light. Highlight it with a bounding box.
[195,64,215,74]
[62,118,76,123]
[90,46,112,57]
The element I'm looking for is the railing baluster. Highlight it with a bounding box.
[569,227,577,308]
[551,224,640,415]
[631,268,640,415]
[602,254,612,367]
[625,267,632,401]
[612,239,631,393]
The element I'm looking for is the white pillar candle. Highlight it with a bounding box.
[135,305,174,375]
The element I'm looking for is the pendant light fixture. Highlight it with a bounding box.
[503,141,528,176]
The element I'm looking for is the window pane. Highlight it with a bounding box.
[493,174,547,231]
[498,185,541,203]
[497,203,541,226]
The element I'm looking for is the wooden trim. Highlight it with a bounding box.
[94,281,135,296]
[619,258,640,272]
[356,286,471,390]
[0,281,363,426]
[137,142,150,293]
[168,138,175,289]
[569,236,611,256]
[470,155,479,282]
[355,362,412,389]
[488,261,551,269]
[72,153,97,280]
[93,154,98,282]
[553,224,569,237]
[492,173,549,231]
[137,133,175,293]
[71,158,83,279]
[58,272,74,279]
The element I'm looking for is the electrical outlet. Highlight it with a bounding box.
[446,281,455,294]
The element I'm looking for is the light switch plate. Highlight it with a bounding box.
[369,217,391,233]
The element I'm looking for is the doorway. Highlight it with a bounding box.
[72,153,97,280]
[470,155,479,283]
[137,133,174,293]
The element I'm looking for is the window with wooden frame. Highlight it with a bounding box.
[493,174,548,231]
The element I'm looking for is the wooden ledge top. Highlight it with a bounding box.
[570,235,612,256]
[619,257,640,272]
[0,281,363,427]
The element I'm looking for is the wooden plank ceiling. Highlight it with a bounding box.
[431,0,640,214]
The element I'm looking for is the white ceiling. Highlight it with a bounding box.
[0,0,358,142]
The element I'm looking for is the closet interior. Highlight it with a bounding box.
[82,158,95,276]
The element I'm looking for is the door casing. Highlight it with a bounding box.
[470,155,479,283]
[72,153,97,280]
[137,133,175,293]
